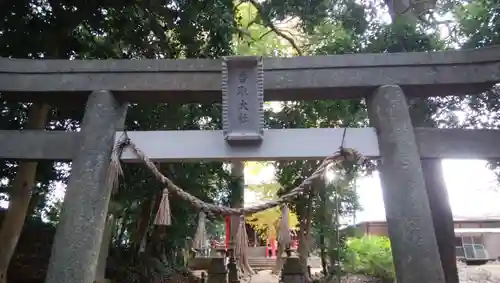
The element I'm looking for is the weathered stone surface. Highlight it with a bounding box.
[95,215,115,283]
[207,257,227,283]
[222,56,264,145]
[45,90,127,283]
[422,160,459,283]
[2,128,500,161]
[409,97,459,283]
[1,47,499,103]
[282,256,306,283]
[367,85,445,283]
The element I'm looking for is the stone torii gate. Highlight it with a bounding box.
[1,46,500,283]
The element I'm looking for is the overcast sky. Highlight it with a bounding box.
[244,159,500,223]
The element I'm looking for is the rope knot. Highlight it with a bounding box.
[120,137,131,147]
[339,147,349,159]
[118,130,131,148]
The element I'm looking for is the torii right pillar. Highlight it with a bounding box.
[367,85,446,283]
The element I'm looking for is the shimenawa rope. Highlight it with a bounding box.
[106,132,365,278]
[107,133,366,219]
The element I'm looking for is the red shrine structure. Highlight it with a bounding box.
[222,216,298,257]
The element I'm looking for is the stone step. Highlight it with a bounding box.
[188,257,278,271]
[248,257,277,270]
[249,261,276,265]
[248,258,276,261]
[249,261,276,264]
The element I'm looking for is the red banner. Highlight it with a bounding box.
[225,216,231,248]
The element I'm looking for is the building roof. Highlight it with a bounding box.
[355,215,500,226]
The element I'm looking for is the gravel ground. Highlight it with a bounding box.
[458,262,500,283]
[194,261,500,283]
[242,262,500,283]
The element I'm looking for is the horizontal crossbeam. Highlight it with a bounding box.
[0,128,499,161]
[1,47,499,103]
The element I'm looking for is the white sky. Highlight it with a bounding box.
[244,159,500,223]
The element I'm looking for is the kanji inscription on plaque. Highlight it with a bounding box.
[222,56,264,145]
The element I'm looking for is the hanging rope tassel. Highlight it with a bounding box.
[154,188,172,226]
[235,215,255,276]
[106,142,125,192]
[106,133,132,194]
[192,211,207,252]
[274,204,292,273]
[278,204,291,247]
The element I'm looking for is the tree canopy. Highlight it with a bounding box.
[0,0,499,281]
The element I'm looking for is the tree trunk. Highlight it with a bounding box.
[132,197,155,256]
[272,241,285,274]
[0,103,51,283]
[298,190,314,279]
[319,233,327,275]
[115,212,129,258]
[318,189,328,275]
[230,161,245,243]
[26,192,41,218]
[298,215,308,267]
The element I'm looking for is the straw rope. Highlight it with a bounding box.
[154,188,172,225]
[107,133,366,217]
[106,133,365,278]
[277,204,291,247]
[192,211,208,251]
[234,215,255,276]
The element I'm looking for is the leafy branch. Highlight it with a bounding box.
[245,0,304,55]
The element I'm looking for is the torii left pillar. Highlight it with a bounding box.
[45,90,127,283]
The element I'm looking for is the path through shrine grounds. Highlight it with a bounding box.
[249,263,500,282]
[195,261,500,283]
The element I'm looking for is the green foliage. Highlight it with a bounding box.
[246,206,299,239]
[234,2,292,56]
[455,0,500,48]
[0,0,359,280]
[343,236,395,281]
[313,162,361,276]
[366,20,444,53]
[246,183,299,239]
[247,182,281,201]
[1,0,238,277]
[247,0,330,32]
[2,0,500,280]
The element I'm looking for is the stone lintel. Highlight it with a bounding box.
[0,127,499,161]
[1,47,499,103]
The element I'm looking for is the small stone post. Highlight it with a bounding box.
[226,247,239,283]
[281,249,306,283]
[367,85,446,283]
[45,90,127,283]
[207,257,228,283]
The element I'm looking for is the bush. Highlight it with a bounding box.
[343,235,395,281]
